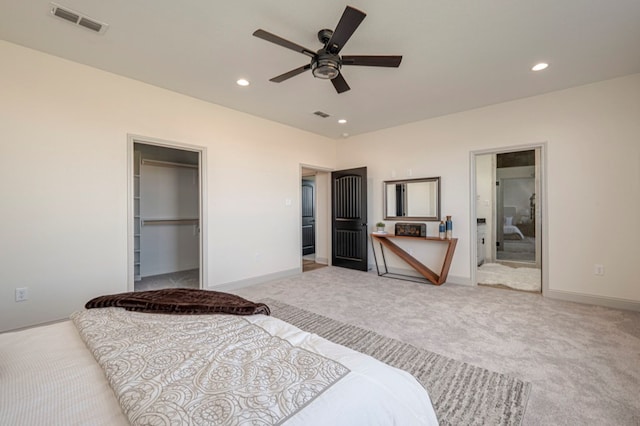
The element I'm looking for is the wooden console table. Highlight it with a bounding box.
[371,234,458,285]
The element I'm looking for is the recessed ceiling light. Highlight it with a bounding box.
[342,133,349,138]
[338,119,347,124]
[236,79,250,86]
[531,63,549,71]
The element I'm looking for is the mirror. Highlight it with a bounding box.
[384,177,440,221]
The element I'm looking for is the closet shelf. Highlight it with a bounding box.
[142,218,199,226]
[141,159,198,169]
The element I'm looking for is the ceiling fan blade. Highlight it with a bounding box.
[253,29,316,58]
[326,6,366,54]
[270,64,312,83]
[331,73,351,94]
[342,55,403,67]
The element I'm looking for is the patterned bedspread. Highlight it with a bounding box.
[72,308,349,425]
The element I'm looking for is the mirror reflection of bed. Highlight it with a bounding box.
[499,205,535,263]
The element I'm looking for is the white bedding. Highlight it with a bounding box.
[1,312,439,425]
[504,224,525,239]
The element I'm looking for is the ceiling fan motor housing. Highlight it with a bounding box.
[312,52,341,80]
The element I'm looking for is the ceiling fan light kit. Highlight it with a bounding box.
[253,5,402,93]
[312,57,340,80]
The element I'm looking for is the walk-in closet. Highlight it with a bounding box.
[133,142,201,291]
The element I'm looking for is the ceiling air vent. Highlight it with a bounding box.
[313,111,330,118]
[50,3,109,34]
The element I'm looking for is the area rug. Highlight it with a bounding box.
[477,262,541,292]
[264,298,531,426]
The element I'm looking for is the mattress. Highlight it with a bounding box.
[1,312,439,425]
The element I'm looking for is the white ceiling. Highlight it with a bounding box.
[2,1,639,139]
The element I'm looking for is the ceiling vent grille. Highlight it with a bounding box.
[50,3,109,34]
[313,111,330,118]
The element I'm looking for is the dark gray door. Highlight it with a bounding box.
[302,177,315,256]
[331,167,368,271]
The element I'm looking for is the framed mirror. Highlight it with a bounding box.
[384,177,440,221]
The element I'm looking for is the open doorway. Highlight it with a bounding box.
[128,136,206,291]
[301,166,330,272]
[473,147,543,293]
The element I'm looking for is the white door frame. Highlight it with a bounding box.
[127,134,208,291]
[469,142,548,295]
[300,164,333,270]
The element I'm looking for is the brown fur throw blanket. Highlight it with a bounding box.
[85,288,270,315]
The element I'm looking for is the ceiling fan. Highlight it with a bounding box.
[253,5,402,94]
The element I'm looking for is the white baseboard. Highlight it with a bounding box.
[446,275,473,286]
[315,256,328,265]
[209,268,301,292]
[2,317,70,333]
[545,289,640,312]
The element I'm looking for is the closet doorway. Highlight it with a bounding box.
[301,166,330,272]
[128,136,206,291]
[472,146,544,293]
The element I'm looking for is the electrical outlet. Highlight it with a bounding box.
[15,287,28,302]
[594,264,605,276]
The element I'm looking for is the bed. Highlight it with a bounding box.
[503,207,525,240]
[0,290,439,425]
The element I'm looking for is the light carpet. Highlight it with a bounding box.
[477,263,541,292]
[234,266,640,425]
[498,237,536,262]
[134,269,199,291]
[265,298,530,426]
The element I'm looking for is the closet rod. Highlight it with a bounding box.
[141,159,198,169]
[142,218,199,226]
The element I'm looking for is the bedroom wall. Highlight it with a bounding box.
[475,154,494,263]
[337,73,640,307]
[0,41,337,331]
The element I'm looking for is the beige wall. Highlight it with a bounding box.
[0,41,336,331]
[475,154,494,263]
[337,73,640,304]
[2,39,639,331]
